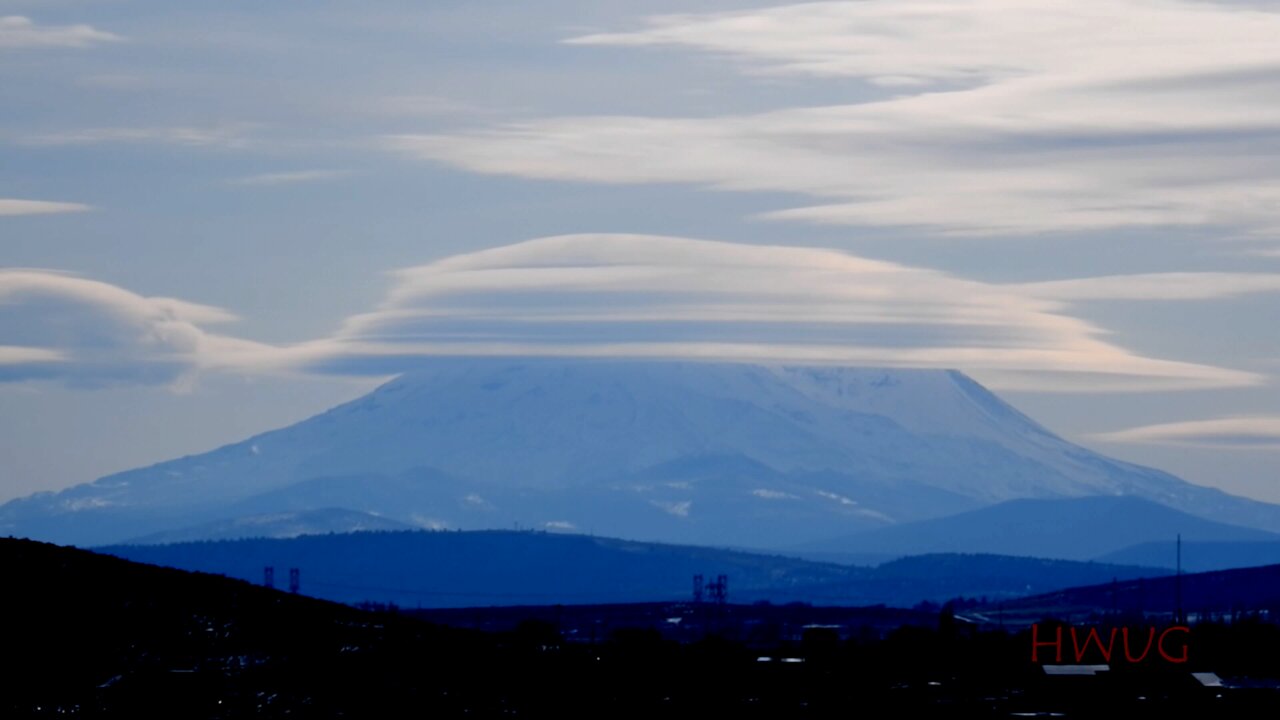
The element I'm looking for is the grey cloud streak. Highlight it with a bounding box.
[1091,417,1280,448]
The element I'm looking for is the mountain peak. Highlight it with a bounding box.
[3,357,1277,547]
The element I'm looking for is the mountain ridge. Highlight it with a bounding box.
[801,496,1280,561]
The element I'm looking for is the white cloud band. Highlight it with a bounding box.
[0,16,120,49]
[392,0,1280,237]
[1009,273,1280,301]
[0,199,91,216]
[1091,417,1280,448]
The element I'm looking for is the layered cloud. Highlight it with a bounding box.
[1091,417,1280,448]
[0,199,90,216]
[391,0,1280,236]
[287,234,1264,392]
[567,0,1280,84]
[0,16,120,49]
[0,270,269,388]
[1009,273,1280,301]
[4,235,1273,392]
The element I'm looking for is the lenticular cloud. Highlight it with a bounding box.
[0,269,263,387]
[397,0,1280,237]
[0,235,1264,392]
[296,233,1259,392]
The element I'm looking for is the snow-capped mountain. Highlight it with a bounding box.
[4,358,1278,547]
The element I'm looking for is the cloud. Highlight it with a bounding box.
[3,236,1263,393]
[287,233,1261,392]
[0,16,121,49]
[652,500,692,517]
[0,270,267,388]
[229,170,347,187]
[20,125,253,148]
[0,346,63,365]
[0,199,90,216]
[147,297,240,324]
[392,0,1280,236]
[1090,417,1280,448]
[566,1,1280,85]
[1008,273,1280,301]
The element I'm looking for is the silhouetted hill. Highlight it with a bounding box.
[0,536,487,716]
[1098,540,1280,573]
[104,530,863,607]
[101,530,1166,608]
[803,496,1279,561]
[991,563,1280,622]
[6,537,1278,717]
[874,553,1169,597]
[773,553,1168,606]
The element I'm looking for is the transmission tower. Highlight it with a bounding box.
[707,574,728,605]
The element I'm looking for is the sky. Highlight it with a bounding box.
[2,0,1279,504]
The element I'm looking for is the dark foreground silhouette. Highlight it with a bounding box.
[100,528,1171,607]
[3,537,1280,718]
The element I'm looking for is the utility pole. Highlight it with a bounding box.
[1175,534,1184,625]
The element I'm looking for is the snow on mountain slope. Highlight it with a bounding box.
[3,357,1278,547]
[119,508,414,545]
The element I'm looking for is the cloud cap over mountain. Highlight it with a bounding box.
[297,234,1261,392]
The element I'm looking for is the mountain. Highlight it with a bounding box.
[1098,540,1280,573]
[4,357,1280,547]
[800,496,1280,561]
[99,529,1166,608]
